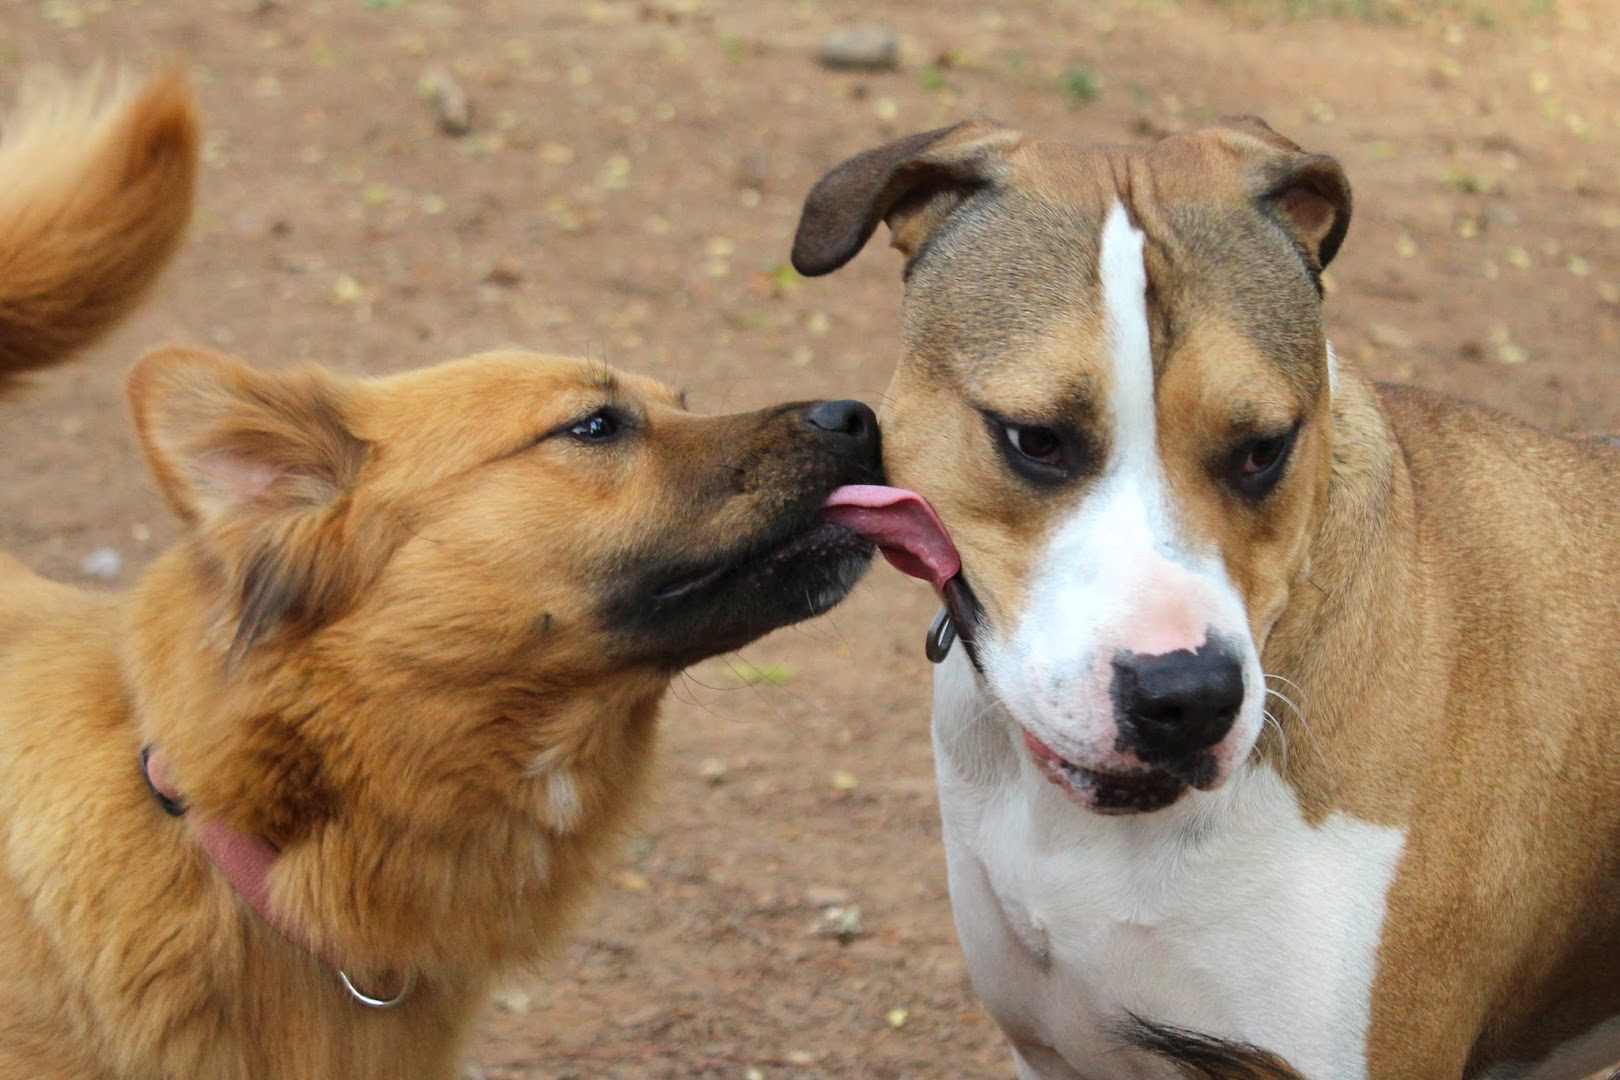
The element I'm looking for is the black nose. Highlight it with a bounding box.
[1112,642,1244,763]
[805,399,879,462]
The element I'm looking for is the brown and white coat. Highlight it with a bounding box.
[793,119,1620,1078]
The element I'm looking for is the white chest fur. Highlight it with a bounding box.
[931,650,1407,1079]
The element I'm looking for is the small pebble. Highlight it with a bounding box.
[812,903,863,941]
[483,257,523,287]
[817,25,900,72]
[422,67,472,136]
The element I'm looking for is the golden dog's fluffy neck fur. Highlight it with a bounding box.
[127,540,665,972]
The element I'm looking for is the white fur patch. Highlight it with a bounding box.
[545,770,583,834]
[1327,339,1339,397]
[1099,201,1157,488]
[934,650,1407,1079]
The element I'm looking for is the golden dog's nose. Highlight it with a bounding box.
[805,399,880,465]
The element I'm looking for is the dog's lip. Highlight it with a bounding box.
[650,562,729,603]
[1022,729,1104,784]
[650,517,867,604]
[1021,730,1189,814]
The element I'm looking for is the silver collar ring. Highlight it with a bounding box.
[926,604,957,663]
[338,967,417,1009]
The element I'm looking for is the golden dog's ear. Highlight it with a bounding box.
[791,119,1024,276]
[127,346,363,526]
[128,346,375,656]
[1215,116,1352,272]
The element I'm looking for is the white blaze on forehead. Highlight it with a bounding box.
[1099,200,1157,495]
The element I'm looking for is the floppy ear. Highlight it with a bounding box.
[1217,115,1351,272]
[791,119,1025,277]
[127,346,375,657]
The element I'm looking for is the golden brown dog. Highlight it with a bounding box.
[0,71,886,1078]
[792,117,1620,1078]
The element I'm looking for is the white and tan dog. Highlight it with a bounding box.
[795,118,1620,1079]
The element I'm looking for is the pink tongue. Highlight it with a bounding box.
[822,485,961,589]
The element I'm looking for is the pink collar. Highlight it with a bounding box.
[139,744,415,1008]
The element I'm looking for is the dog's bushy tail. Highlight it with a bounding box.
[0,67,198,398]
[1116,1016,1308,1080]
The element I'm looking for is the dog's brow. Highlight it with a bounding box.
[1225,400,1296,434]
[587,368,620,395]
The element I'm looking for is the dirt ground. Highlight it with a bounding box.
[2,0,1619,1076]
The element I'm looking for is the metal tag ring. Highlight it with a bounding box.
[339,967,417,1009]
[926,604,957,664]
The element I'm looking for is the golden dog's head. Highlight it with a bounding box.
[123,345,880,971]
[792,118,1347,815]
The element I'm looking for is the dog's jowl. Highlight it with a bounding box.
[796,117,1620,1078]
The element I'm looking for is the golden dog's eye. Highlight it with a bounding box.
[1005,424,1063,466]
[568,410,619,442]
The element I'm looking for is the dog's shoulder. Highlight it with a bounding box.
[1374,381,1620,501]
[0,553,108,654]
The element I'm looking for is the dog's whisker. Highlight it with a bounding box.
[818,611,854,654]
[936,697,1007,760]
[667,674,698,709]
[1263,672,1307,699]
[1263,686,1303,720]
[1263,677,1325,762]
[719,655,795,725]
[677,666,745,694]
[670,672,741,727]
[1262,709,1290,774]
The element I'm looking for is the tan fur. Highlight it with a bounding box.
[795,118,1620,1076]
[0,73,877,1080]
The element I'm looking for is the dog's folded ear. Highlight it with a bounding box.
[791,119,1024,277]
[128,346,376,657]
[1216,115,1352,273]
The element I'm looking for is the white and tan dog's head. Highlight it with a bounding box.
[794,118,1349,814]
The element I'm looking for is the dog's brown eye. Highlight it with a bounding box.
[985,413,1079,486]
[1228,423,1300,500]
[1242,436,1286,475]
[1005,424,1063,467]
